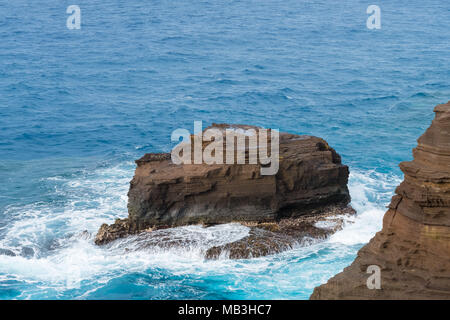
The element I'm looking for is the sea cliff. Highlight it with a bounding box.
[311,102,450,299]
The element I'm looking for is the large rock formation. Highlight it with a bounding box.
[95,124,351,251]
[311,102,450,300]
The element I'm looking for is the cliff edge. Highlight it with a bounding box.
[311,102,450,300]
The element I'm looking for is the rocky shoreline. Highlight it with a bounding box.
[311,101,450,300]
[95,124,353,258]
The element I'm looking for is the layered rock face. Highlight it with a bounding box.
[95,124,351,247]
[311,102,450,300]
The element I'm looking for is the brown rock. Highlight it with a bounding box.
[310,101,450,300]
[95,219,135,245]
[95,124,350,245]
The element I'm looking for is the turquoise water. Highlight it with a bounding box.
[0,0,449,299]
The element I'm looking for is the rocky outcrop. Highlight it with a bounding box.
[311,102,450,300]
[95,124,351,249]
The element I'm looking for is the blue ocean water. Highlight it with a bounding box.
[0,0,449,299]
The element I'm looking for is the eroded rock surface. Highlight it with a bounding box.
[311,102,450,300]
[205,205,355,259]
[95,124,351,252]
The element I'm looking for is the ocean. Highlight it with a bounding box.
[0,0,449,299]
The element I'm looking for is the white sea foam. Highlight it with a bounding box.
[328,170,402,245]
[0,163,133,258]
[314,220,338,230]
